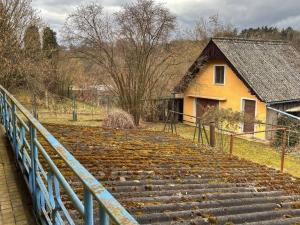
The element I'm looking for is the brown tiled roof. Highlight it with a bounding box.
[44,124,300,225]
[174,38,300,103]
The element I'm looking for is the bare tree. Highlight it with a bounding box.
[0,0,43,91]
[193,15,237,42]
[63,0,177,125]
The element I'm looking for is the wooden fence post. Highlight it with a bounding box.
[281,129,287,173]
[72,95,77,121]
[163,110,170,132]
[197,119,200,142]
[229,134,234,158]
[209,122,215,147]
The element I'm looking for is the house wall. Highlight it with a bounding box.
[183,59,267,139]
[265,108,279,140]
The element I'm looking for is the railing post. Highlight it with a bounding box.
[229,134,234,158]
[0,91,4,124]
[47,171,60,223]
[20,126,26,173]
[3,93,8,131]
[281,129,287,173]
[7,101,12,139]
[84,188,93,225]
[29,123,38,209]
[11,103,17,157]
[209,122,216,147]
[99,207,109,225]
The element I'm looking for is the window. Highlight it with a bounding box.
[214,65,225,85]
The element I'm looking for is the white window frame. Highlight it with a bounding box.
[213,64,226,85]
[240,97,257,133]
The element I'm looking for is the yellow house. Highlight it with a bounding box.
[174,38,300,139]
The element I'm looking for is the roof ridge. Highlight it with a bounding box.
[212,37,288,44]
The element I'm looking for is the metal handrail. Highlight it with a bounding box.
[267,106,300,121]
[0,85,139,225]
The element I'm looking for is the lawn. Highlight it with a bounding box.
[145,122,300,178]
[13,90,107,126]
[36,112,104,127]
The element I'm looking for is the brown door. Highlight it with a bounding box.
[243,99,256,132]
[196,98,219,118]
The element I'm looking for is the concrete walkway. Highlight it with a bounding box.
[0,128,35,225]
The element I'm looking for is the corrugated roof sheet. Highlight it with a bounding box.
[175,38,300,103]
[43,124,300,225]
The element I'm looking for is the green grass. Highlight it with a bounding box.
[145,122,300,178]
[13,90,108,126]
[37,112,104,127]
[232,137,300,177]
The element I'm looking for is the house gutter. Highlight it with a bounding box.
[267,99,300,105]
[267,106,300,121]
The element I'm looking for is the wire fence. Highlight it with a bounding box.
[20,91,110,124]
[164,110,300,174]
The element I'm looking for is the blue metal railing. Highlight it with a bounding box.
[0,85,139,225]
[267,106,300,121]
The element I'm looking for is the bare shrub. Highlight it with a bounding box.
[102,110,135,129]
[201,106,262,130]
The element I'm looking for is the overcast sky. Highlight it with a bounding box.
[32,0,300,40]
